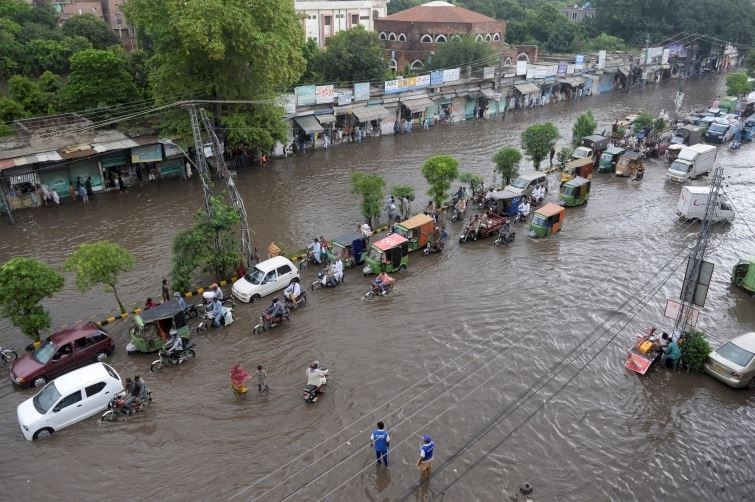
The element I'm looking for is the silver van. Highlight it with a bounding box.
[505,172,548,196]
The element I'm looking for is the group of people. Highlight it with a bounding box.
[368,421,435,479]
[121,375,149,415]
[230,363,269,394]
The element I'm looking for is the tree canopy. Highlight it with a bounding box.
[428,35,495,70]
[726,73,751,97]
[421,155,460,206]
[61,13,120,50]
[318,27,387,84]
[521,123,560,170]
[64,241,135,314]
[572,110,597,146]
[492,147,523,185]
[351,172,386,227]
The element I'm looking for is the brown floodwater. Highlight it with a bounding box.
[0,77,753,501]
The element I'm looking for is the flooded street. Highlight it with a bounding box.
[0,77,753,501]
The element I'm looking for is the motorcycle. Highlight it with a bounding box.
[363,281,394,301]
[423,238,445,255]
[450,206,465,222]
[631,169,645,182]
[196,301,235,332]
[304,368,329,404]
[459,225,478,243]
[493,224,516,246]
[0,345,18,362]
[311,271,341,290]
[252,308,290,334]
[284,289,308,309]
[150,342,196,372]
[101,390,153,422]
[515,212,529,223]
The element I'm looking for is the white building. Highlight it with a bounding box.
[295,0,390,47]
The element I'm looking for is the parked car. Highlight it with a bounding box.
[17,362,122,440]
[9,321,115,388]
[703,332,755,389]
[231,256,299,303]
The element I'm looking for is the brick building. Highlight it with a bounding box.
[374,0,506,71]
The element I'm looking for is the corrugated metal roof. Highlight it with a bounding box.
[92,138,139,153]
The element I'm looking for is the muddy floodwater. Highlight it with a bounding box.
[0,78,753,501]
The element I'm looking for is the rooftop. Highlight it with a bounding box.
[381,1,500,24]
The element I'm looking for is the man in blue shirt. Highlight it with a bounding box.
[417,434,435,479]
[370,421,390,467]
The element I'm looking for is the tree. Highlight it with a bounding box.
[428,35,495,71]
[726,72,751,97]
[583,32,627,51]
[421,155,459,207]
[459,172,484,194]
[388,0,421,15]
[124,0,305,151]
[298,38,323,84]
[521,123,560,170]
[746,49,755,78]
[492,147,522,185]
[391,184,415,216]
[8,75,47,116]
[319,27,387,84]
[572,110,597,146]
[0,257,64,343]
[65,241,135,314]
[633,111,654,131]
[59,48,140,113]
[62,13,120,50]
[351,172,385,227]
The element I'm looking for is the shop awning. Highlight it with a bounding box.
[403,97,434,111]
[58,144,97,160]
[93,138,139,154]
[352,105,390,123]
[572,76,586,86]
[0,158,15,171]
[316,114,336,125]
[294,115,324,134]
[618,66,630,77]
[480,87,497,98]
[10,172,39,185]
[514,83,540,95]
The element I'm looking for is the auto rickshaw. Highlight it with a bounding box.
[560,158,593,185]
[126,299,190,354]
[665,144,683,165]
[395,214,435,252]
[615,150,643,177]
[598,146,625,173]
[528,203,565,238]
[732,256,755,293]
[559,177,590,207]
[488,190,524,217]
[362,233,409,275]
[325,231,366,267]
[743,117,754,142]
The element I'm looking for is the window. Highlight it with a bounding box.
[74,337,87,348]
[484,34,492,42]
[420,34,433,44]
[389,59,398,70]
[435,34,447,43]
[492,33,500,41]
[55,391,82,411]
[504,57,512,66]
[379,32,387,40]
[398,33,406,42]
[85,382,106,397]
[264,270,277,283]
[104,364,119,380]
[352,14,358,25]
[388,32,396,41]
[324,16,331,26]
[410,60,425,71]
[517,53,529,62]
[475,34,484,42]
[88,333,108,344]
[276,265,292,275]
[717,342,754,367]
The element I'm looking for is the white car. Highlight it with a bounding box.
[232,256,300,303]
[17,362,122,440]
[703,332,755,389]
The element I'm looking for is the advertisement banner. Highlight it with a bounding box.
[667,44,688,58]
[385,79,399,94]
[337,92,352,106]
[416,74,431,88]
[384,74,432,94]
[557,62,567,77]
[516,60,527,76]
[646,47,664,64]
[431,70,444,86]
[662,48,670,65]
[131,144,163,164]
[353,82,370,101]
[483,66,495,79]
[443,68,460,82]
[575,54,584,71]
[598,50,606,69]
[315,84,334,104]
[535,67,547,79]
[295,85,316,106]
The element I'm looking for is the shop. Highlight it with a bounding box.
[5,171,41,209]
[293,115,324,150]
[513,82,541,109]
[399,96,434,124]
[314,110,336,145]
[480,87,500,116]
[352,104,390,138]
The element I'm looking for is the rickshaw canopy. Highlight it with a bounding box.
[604,146,625,156]
[373,233,408,251]
[398,214,434,229]
[564,176,590,189]
[139,299,184,323]
[536,202,565,218]
[620,150,642,161]
[489,190,521,201]
[331,231,364,246]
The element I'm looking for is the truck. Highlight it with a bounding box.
[571,134,610,160]
[670,125,702,146]
[676,186,734,223]
[666,144,717,182]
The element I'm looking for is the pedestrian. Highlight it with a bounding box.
[30,187,40,209]
[252,247,260,265]
[76,176,82,191]
[161,278,170,303]
[323,134,329,149]
[665,339,682,369]
[117,173,126,192]
[85,176,93,197]
[69,181,77,202]
[230,364,251,394]
[256,365,269,392]
[549,146,556,167]
[371,421,390,467]
[417,434,435,480]
[78,183,88,203]
[51,189,59,205]
[185,161,193,180]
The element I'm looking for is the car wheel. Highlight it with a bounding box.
[33,427,54,440]
[95,351,109,362]
[249,294,261,304]
[33,376,47,388]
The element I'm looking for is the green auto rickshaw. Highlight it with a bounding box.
[325,231,367,268]
[559,177,590,207]
[528,203,566,238]
[732,256,755,293]
[598,146,625,173]
[126,299,190,354]
[362,233,409,275]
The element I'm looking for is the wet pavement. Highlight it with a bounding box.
[0,77,753,501]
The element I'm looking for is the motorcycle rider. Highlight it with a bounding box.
[174,291,187,311]
[209,283,223,302]
[307,238,322,265]
[263,297,287,322]
[372,269,395,295]
[454,196,466,220]
[333,258,344,284]
[284,278,304,307]
[123,374,148,415]
[306,361,328,393]
[321,262,337,287]
[517,198,531,221]
[208,295,224,327]
[166,329,184,359]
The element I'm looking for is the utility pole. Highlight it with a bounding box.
[0,183,14,225]
[186,104,214,219]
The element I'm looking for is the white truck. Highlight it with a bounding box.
[677,186,735,223]
[666,144,717,182]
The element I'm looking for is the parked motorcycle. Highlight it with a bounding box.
[1,345,18,362]
[150,342,196,372]
[304,368,328,404]
[363,282,394,301]
[252,309,290,334]
[101,390,153,422]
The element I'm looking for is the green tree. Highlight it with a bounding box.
[62,13,120,50]
[59,48,140,113]
[298,38,323,84]
[8,75,47,116]
[388,0,421,15]
[351,172,386,227]
[492,147,522,185]
[38,70,61,94]
[0,97,26,136]
[746,49,755,77]
[127,49,151,98]
[319,27,387,83]
[0,257,64,343]
[421,154,460,207]
[459,172,484,194]
[64,241,135,314]
[521,123,560,170]
[391,184,415,216]
[557,147,572,167]
[633,111,654,131]
[428,34,495,71]
[680,329,711,372]
[572,109,597,146]
[726,72,751,97]
[124,0,305,151]
[584,32,627,51]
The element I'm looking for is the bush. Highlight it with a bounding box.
[681,329,711,372]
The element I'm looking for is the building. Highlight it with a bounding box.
[560,3,596,23]
[295,0,390,48]
[373,1,506,72]
[101,0,138,51]
[53,0,104,21]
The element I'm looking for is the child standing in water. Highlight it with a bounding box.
[256,365,270,392]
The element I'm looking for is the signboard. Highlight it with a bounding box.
[353,82,370,101]
[337,92,352,106]
[384,74,431,94]
[315,84,334,104]
[557,62,567,77]
[598,50,606,69]
[664,299,700,326]
[575,54,584,71]
[667,44,688,58]
[535,67,547,79]
[646,47,664,64]
[662,49,671,65]
[483,66,495,79]
[295,85,316,106]
[681,259,714,307]
[516,60,527,76]
[430,70,444,85]
[443,68,460,82]
[131,144,163,164]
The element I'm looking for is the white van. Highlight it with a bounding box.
[17,362,122,440]
[666,144,717,182]
[677,186,735,223]
[505,172,549,196]
[232,255,299,303]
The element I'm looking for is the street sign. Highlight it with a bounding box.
[681,258,714,307]
[664,299,700,326]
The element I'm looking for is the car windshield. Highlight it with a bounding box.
[716,342,754,368]
[573,148,589,158]
[510,178,528,189]
[562,186,574,196]
[532,214,547,226]
[709,124,727,133]
[244,267,265,285]
[33,382,61,415]
[32,340,57,364]
[670,160,691,173]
